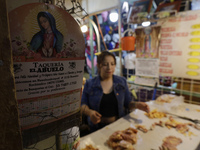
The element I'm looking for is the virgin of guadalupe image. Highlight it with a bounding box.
[143,27,152,54]
[30,11,63,57]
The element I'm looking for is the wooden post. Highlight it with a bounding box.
[56,133,61,150]
[89,16,94,77]
[0,0,23,150]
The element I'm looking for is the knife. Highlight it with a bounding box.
[165,112,200,124]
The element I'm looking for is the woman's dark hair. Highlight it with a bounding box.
[97,51,116,65]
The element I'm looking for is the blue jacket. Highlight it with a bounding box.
[81,75,133,130]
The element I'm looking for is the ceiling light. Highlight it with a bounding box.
[109,11,118,22]
[81,25,88,33]
[122,1,129,13]
[142,21,151,27]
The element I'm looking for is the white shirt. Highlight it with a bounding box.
[114,56,124,76]
[124,52,136,69]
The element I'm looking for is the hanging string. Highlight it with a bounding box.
[39,0,53,4]
[56,0,88,20]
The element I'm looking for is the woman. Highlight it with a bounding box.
[30,11,63,57]
[81,51,150,132]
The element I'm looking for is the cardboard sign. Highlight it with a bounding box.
[9,3,85,130]
[159,10,200,80]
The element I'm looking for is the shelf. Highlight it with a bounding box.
[127,80,200,98]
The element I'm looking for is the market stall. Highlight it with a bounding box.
[2,0,200,150]
[79,1,200,150]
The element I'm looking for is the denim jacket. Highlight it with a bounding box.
[81,75,133,130]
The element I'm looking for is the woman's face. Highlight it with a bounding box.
[99,55,116,79]
[39,16,51,31]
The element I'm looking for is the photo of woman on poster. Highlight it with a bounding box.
[30,11,64,57]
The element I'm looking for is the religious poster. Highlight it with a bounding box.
[158,9,200,80]
[135,26,161,58]
[9,3,85,130]
[134,26,161,86]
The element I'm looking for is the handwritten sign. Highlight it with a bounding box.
[159,10,200,79]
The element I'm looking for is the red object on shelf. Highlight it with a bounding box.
[121,36,135,51]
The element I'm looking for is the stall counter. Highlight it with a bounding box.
[78,101,200,150]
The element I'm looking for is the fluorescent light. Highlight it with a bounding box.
[109,11,118,22]
[81,25,88,33]
[122,1,129,13]
[142,21,151,27]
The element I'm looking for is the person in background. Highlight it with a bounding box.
[81,51,150,132]
[123,52,136,78]
[30,11,63,57]
[85,31,98,78]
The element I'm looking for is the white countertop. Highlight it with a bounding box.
[79,101,200,150]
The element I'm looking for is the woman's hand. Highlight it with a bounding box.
[89,110,102,125]
[135,102,150,113]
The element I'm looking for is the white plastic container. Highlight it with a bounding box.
[192,0,200,10]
